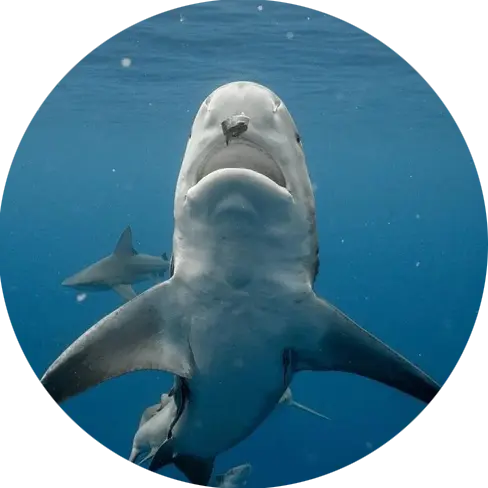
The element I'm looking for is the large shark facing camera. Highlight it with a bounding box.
[41,81,441,486]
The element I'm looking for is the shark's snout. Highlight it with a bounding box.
[221,113,250,145]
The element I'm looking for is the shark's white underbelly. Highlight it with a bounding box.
[172,303,288,458]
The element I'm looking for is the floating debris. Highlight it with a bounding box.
[120,57,132,68]
[76,293,87,303]
[257,5,263,11]
[415,261,421,268]
[286,31,294,40]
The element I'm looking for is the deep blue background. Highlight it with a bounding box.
[1,1,486,487]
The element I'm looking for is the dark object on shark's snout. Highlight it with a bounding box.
[221,113,250,145]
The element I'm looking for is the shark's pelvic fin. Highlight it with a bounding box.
[114,226,138,257]
[294,295,440,404]
[113,283,137,302]
[40,280,194,404]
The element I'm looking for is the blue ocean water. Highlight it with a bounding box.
[1,1,487,487]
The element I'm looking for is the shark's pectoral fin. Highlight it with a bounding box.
[113,284,137,301]
[294,295,440,404]
[174,455,215,486]
[40,279,194,404]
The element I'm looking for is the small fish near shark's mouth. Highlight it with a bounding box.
[195,113,287,189]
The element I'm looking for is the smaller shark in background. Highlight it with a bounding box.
[61,226,170,302]
[213,464,252,488]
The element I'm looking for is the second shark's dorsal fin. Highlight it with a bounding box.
[114,226,138,257]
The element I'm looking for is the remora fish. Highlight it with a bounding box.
[129,386,327,467]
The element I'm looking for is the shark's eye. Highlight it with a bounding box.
[296,133,302,144]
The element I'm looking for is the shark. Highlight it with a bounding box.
[61,225,170,301]
[41,81,441,486]
[129,386,328,467]
[213,464,252,488]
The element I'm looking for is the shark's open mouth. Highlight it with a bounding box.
[195,141,286,188]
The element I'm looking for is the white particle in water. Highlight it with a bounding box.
[341,239,345,244]
[416,261,421,267]
[180,14,185,22]
[286,31,294,40]
[257,5,263,11]
[112,168,116,173]
[121,57,132,68]
[415,213,421,219]
[76,293,87,303]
